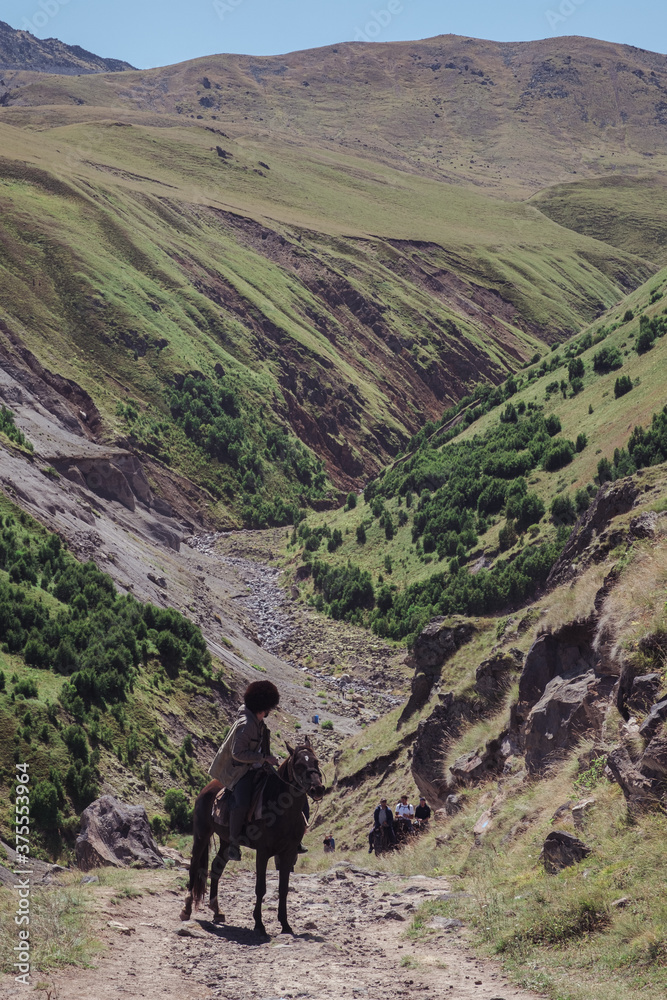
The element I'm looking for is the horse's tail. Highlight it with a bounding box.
[189,781,220,910]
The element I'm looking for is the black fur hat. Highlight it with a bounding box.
[244,680,280,714]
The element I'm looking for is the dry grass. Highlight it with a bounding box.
[599,534,667,662]
[0,880,100,975]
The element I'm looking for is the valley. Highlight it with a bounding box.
[1,20,667,1000]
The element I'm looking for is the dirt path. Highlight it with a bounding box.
[2,866,543,1000]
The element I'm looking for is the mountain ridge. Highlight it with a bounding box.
[0,19,134,75]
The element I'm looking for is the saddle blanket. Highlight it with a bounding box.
[212,777,266,828]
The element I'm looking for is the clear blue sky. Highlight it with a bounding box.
[4,0,665,69]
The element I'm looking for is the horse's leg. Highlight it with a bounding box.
[208,844,228,923]
[277,852,297,935]
[253,851,269,935]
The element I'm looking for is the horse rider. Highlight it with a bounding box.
[395,794,415,832]
[323,833,336,853]
[208,680,307,860]
[368,797,395,852]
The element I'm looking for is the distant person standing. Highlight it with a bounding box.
[323,834,336,853]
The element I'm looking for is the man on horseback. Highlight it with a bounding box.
[209,680,309,860]
[208,680,281,861]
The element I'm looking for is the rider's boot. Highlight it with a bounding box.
[226,804,244,861]
[297,842,308,854]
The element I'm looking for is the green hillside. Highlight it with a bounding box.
[0,113,654,525]
[287,265,667,639]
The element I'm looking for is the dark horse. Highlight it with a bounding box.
[180,739,325,935]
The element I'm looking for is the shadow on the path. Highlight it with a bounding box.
[194,920,326,946]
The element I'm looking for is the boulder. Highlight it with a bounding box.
[640,734,667,781]
[70,458,137,511]
[444,794,467,816]
[606,745,658,814]
[542,830,591,873]
[475,650,523,703]
[572,797,596,830]
[638,698,667,743]
[75,796,165,872]
[627,673,663,714]
[629,511,659,539]
[524,671,614,775]
[146,520,182,552]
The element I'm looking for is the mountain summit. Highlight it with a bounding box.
[0,19,134,74]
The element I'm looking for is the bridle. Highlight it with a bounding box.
[275,744,325,802]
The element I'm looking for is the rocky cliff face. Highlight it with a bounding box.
[407,472,667,808]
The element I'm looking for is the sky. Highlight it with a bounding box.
[3,0,666,69]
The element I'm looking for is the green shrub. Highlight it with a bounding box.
[14,677,38,699]
[551,494,576,524]
[575,432,588,452]
[614,375,633,398]
[593,345,622,373]
[320,720,334,731]
[542,439,575,471]
[345,492,357,510]
[568,357,584,381]
[31,780,61,829]
[164,789,191,831]
[356,524,366,545]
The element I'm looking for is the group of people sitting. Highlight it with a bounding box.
[368,793,431,851]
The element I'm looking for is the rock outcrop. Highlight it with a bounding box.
[475,649,523,703]
[75,796,165,871]
[449,736,506,785]
[398,619,475,726]
[410,692,478,803]
[546,478,639,589]
[606,736,667,815]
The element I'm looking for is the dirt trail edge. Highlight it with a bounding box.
[2,866,544,1000]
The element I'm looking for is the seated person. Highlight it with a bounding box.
[395,795,415,829]
[414,797,431,825]
[323,834,336,853]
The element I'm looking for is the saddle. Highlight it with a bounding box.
[212,773,268,829]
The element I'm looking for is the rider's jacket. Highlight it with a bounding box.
[373,804,394,828]
[208,705,270,788]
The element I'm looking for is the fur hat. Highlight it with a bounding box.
[244,680,280,714]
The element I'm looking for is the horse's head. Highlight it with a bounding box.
[285,737,326,802]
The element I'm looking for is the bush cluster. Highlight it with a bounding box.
[597,404,667,483]
[0,407,34,451]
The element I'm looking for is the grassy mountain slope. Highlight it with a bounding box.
[287,264,667,636]
[2,35,667,196]
[0,108,654,523]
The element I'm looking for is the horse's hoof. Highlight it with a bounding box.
[213,913,226,924]
[179,908,191,922]
[281,925,294,936]
[255,924,267,936]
